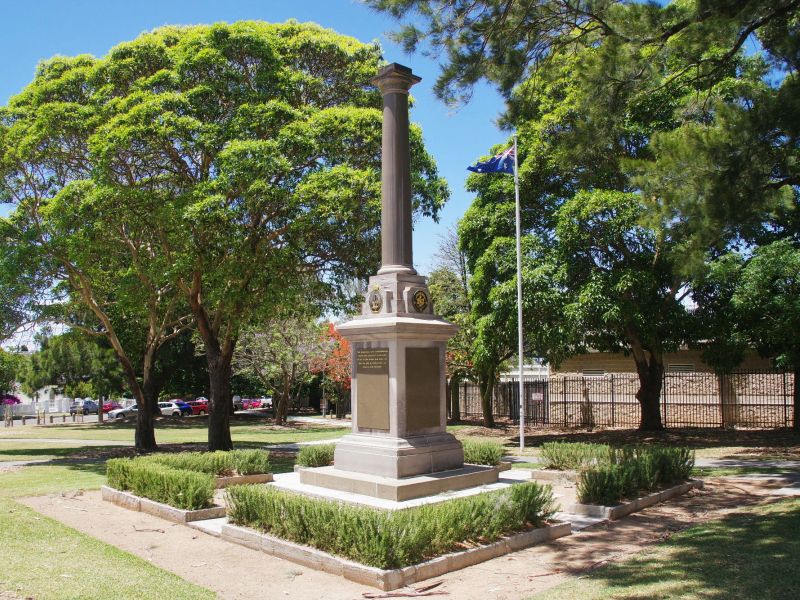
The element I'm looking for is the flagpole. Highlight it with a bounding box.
[513,135,525,451]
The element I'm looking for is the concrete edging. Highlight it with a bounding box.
[214,473,273,488]
[101,485,226,523]
[567,479,704,520]
[530,469,579,482]
[220,521,571,590]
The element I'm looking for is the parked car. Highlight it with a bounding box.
[242,398,261,410]
[102,401,122,413]
[187,399,208,416]
[69,399,99,416]
[259,397,273,409]
[173,400,193,416]
[158,401,184,417]
[232,395,243,411]
[108,404,137,420]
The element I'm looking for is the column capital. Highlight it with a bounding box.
[371,63,422,95]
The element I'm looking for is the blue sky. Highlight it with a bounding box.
[0,0,510,275]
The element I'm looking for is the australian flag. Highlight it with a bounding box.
[467,145,515,174]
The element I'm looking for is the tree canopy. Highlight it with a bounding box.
[377,0,800,429]
[1,21,448,448]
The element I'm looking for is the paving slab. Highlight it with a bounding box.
[269,468,533,510]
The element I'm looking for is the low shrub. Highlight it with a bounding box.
[146,451,234,476]
[106,458,215,510]
[226,481,556,569]
[577,445,695,505]
[230,449,272,475]
[540,441,611,470]
[296,444,335,468]
[462,439,504,466]
[138,449,271,476]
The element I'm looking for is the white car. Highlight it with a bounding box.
[158,401,183,417]
[109,404,138,420]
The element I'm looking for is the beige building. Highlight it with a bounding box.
[553,349,774,376]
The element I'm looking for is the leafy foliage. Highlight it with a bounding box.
[226,481,555,568]
[540,442,612,471]
[1,21,449,450]
[143,449,271,476]
[106,458,216,510]
[296,443,335,468]
[572,445,695,505]
[462,439,504,466]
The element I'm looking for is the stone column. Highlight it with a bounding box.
[373,64,420,276]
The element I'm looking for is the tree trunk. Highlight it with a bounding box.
[207,347,234,451]
[478,368,495,428]
[794,364,799,433]
[449,376,461,422]
[136,365,159,451]
[634,354,665,431]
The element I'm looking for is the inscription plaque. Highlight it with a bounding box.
[405,347,440,431]
[356,348,390,430]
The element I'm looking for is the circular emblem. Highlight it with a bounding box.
[368,290,383,313]
[412,289,428,313]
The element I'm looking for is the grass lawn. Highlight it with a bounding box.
[0,461,213,599]
[533,498,800,600]
[0,420,348,445]
[0,420,343,599]
[0,496,213,600]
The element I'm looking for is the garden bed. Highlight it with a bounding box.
[567,479,704,520]
[225,479,559,582]
[101,485,226,523]
[220,519,571,590]
[106,449,272,510]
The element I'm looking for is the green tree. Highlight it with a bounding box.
[375,0,799,430]
[0,348,23,397]
[427,226,481,422]
[368,0,800,104]
[698,241,800,430]
[233,311,328,425]
[0,52,193,449]
[87,21,447,450]
[1,21,448,451]
[20,333,125,400]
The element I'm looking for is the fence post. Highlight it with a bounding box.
[784,371,789,428]
[662,371,667,428]
[563,378,568,427]
[610,374,616,427]
[719,373,725,428]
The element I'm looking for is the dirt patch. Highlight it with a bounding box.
[20,475,794,600]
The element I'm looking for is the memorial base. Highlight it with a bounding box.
[333,432,464,479]
[297,464,500,502]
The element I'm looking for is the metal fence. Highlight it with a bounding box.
[449,370,795,429]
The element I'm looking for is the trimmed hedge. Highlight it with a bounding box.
[540,441,611,471]
[226,481,556,569]
[296,444,335,468]
[106,458,215,510]
[105,449,271,510]
[576,445,695,505]
[462,439,504,466]
[145,449,271,476]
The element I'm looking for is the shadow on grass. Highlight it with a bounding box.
[0,446,113,459]
[555,499,800,600]
[517,427,800,453]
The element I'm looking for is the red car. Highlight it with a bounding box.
[242,398,261,410]
[102,401,122,413]
[187,399,208,416]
